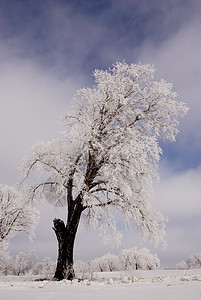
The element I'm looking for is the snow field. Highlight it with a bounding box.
[0,269,201,300]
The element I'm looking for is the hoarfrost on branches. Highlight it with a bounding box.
[90,253,120,272]
[120,247,160,270]
[0,250,13,275]
[177,252,201,270]
[20,62,188,279]
[0,184,39,250]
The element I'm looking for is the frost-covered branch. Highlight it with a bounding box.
[0,185,39,250]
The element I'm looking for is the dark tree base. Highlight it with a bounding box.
[53,210,82,280]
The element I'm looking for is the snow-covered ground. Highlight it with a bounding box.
[0,269,201,300]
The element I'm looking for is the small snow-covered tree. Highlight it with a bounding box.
[32,262,43,275]
[0,185,38,251]
[186,252,201,269]
[25,250,37,274]
[120,247,159,270]
[31,257,55,277]
[136,248,160,270]
[90,257,107,272]
[21,62,188,280]
[120,247,139,270]
[176,252,201,270]
[74,260,90,279]
[14,252,26,275]
[13,250,38,275]
[100,253,120,272]
[176,261,188,270]
[0,250,13,275]
[90,253,119,272]
[41,257,55,278]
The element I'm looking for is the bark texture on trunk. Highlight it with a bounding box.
[53,201,83,280]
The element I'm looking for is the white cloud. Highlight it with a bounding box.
[138,15,201,155]
[0,53,81,185]
[153,165,201,217]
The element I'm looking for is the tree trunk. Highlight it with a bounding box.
[53,202,83,280]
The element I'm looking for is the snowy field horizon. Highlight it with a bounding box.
[1,269,201,300]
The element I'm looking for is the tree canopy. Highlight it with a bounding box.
[21,62,188,279]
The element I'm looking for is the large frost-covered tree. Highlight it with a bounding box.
[21,62,188,280]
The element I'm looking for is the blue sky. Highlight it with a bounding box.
[0,0,201,268]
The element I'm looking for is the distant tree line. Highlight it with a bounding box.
[2,249,201,278]
[0,250,55,277]
[176,252,201,270]
[0,247,159,277]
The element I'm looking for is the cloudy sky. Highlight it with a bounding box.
[0,0,201,268]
